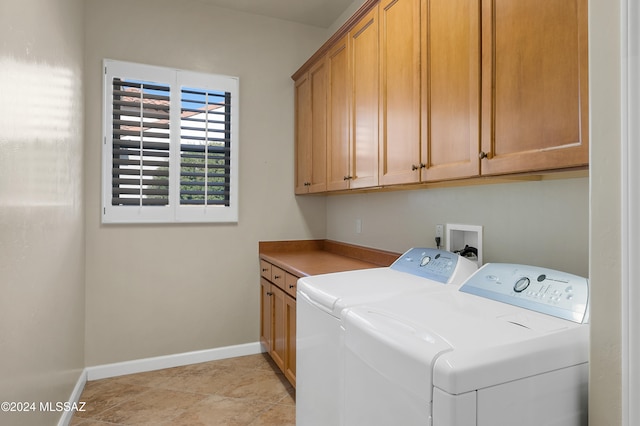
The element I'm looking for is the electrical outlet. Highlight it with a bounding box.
[435,224,444,239]
[356,219,362,234]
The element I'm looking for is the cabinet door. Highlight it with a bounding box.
[480,0,589,175]
[378,0,421,186]
[271,285,286,370]
[326,36,351,191]
[294,61,328,194]
[294,73,312,194]
[421,0,481,181]
[259,278,272,353]
[350,6,380,189]
[308,60,328,193]
[284,295,296,387]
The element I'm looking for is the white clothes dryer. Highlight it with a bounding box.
[342,263,590,426]
[296,248,478,426]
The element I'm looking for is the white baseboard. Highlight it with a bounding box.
[86,342,263,381]
[57,369,87,426]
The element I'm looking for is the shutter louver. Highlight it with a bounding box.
[180,87,231,206]
[111,78,171,206]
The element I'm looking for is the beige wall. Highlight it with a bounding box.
[326,0,369,36]
[589,0,623,424]
[327,177,589,276]
[0,0,86,424]
[83,0,328,365]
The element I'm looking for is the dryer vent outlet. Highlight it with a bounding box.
[445,223,483,267]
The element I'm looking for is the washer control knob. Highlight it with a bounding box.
[420,256,431,267]
[514,277,530,293]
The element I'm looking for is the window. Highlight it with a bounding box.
[102,59,239,223]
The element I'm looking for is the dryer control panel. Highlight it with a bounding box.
[391,248,476,284]
[459,263,589,323]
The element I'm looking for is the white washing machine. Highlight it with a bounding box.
[342,263,590,426]
[296,248,478,426]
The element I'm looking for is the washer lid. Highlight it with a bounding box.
[296,248,477,318]
[297,268,447,317]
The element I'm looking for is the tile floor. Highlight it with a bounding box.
[70,353,295,426]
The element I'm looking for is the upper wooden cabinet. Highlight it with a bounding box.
[378,0,421,186]
[292,0,588,194]
[479,0,589,175]
[421,0,481,182]
[294,59,327,194]
[377,0,481,185]
[349,6,380,190]
[326,36,351,191]
[327,8,380,191]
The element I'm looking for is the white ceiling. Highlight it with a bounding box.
[199,0,355,28]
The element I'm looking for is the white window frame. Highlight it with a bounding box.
[102,59,239,224]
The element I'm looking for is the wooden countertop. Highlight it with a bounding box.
[259,240,400,277]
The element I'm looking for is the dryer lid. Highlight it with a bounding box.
[344,287,588,395]
[343,306,452,403]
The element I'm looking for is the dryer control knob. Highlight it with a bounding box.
[514,277,530,293]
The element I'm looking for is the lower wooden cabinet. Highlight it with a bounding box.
[284,295,296,387]
[259,277,272,354]
[259,260,297,387]
[271,284,286,370]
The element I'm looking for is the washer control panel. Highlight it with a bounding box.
[459,263,589,323]
[391,248,464,283]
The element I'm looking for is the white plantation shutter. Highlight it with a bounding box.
[111,79,171,207]
[102,60,239,223]
[179,88,230,206]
